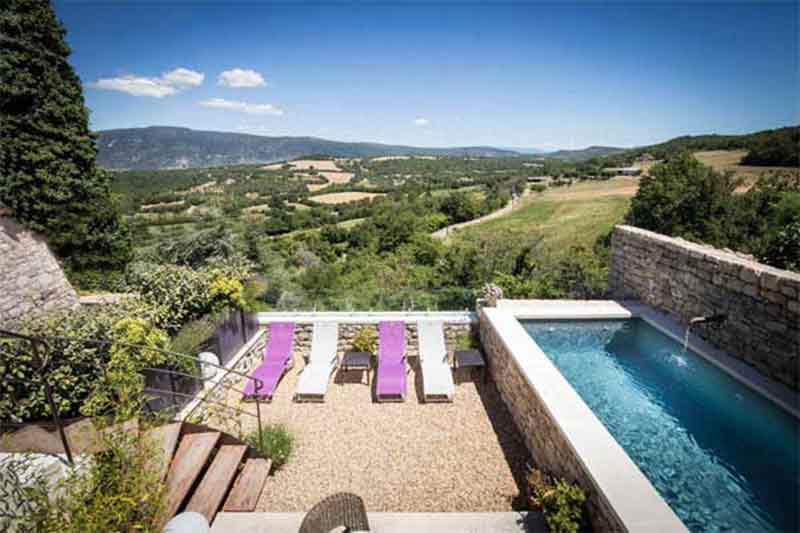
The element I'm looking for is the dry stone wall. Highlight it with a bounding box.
[0,217,79,327]
[479,309,624,532]
[609,225,800,390]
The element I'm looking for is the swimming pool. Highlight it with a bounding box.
[522,319,799,533]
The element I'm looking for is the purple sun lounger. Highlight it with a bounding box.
[243,321,295,400]
[375,321,407,402]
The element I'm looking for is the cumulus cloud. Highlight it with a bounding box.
[161,67,204,87]
[218,68,267,88]
[199,98,284,115]
[89,67,204,98]
[414,117,430,126]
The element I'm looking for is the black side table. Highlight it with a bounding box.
[453,349,487,383]
[342,351,372,385]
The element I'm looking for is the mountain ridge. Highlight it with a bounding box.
[96,126,521,170]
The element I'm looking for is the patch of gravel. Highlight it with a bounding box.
[221,356,531,512]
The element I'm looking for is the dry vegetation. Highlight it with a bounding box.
[310,192,385,204]
[694,150,798,190]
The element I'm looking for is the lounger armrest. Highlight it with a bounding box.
[329,353,339,368]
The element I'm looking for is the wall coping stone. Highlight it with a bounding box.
[256,311,477,324]
[616,225,800,282]
[501,299,799,418]
[482,306,687,532]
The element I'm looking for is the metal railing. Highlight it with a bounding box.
[0,328,265,463]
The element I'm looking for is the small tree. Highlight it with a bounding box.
[0,0,131,271]
[625,154,739,246]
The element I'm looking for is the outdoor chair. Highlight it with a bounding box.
[299,492,370,533]
[242,322,294,400]
[294,322,339,402]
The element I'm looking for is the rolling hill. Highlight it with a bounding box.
[96,127,520,170]
[542,145,627,161]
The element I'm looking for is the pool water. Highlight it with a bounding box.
[522,319,799,533]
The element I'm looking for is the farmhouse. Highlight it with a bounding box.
[603,166,642,176]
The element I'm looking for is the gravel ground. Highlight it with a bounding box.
[221,356,532,512]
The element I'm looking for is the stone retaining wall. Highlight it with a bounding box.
[609,225,800,390]
[479,309,624,531]
[0,217,79,327]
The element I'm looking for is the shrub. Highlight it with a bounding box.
[527,468,586,533]
[9,426,166,532]
[244,424,294,469]
[168,314,219,355]
[454,330,479,351]
[351,326,378,354]
[0,299,174,422]
[124,262,246,334]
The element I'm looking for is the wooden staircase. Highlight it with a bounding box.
[153,422,272,527]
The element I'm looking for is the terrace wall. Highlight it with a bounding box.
[609,225,800,390]
[479,310,623,531]
[0,217,79,328]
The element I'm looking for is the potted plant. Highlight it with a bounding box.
[351,326,378,358]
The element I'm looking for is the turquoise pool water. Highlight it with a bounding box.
[522,319,799,533]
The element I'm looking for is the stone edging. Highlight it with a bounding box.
[480,306,687,532]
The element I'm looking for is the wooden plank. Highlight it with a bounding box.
[185,444,248,522]
[161,431,221,522]
[223,458,272,512]
[142,422,182,482]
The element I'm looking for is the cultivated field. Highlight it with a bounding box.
[318,171,355,184]
[694,150,798,188]
[310,192,385,204]
[452,178,634,252]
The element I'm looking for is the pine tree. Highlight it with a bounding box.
[0,0,131,271]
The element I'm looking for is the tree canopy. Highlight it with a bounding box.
[0,0,130,270]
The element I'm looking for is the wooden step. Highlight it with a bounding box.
[142,422,182,482]
[185,444,248,522]
[161,431,221,521]
[223,458,273,512]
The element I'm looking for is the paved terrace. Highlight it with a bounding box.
[218,338,531,513]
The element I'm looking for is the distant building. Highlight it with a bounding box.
[527,175,552,183]
[637,153,656,163]
[603,167,642,176]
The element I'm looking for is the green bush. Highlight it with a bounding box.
[244,424,294,469]
[0,299,173,422]
[11,426,166,532]
[124,262,245,334]
[351,326,378,354]
[527,468,586,533]
[168,314,219,355]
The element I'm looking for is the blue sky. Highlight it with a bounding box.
[55,1,798,149]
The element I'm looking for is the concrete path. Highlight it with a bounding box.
[211,512,546,532]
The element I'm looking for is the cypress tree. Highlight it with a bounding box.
[0,0,131,271]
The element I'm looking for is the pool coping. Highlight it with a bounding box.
[499,299,799,419]
[482,305,688,532]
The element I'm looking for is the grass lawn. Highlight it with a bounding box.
[453,180,633,253]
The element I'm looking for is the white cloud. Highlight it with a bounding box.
[199,98,284,116]
[161,67,204,87]
[218,68,267,88]
[414,117,430,126]
[89,67,204,98]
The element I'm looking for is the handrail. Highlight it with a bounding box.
[0,329,72,464]
[0,326,267,456]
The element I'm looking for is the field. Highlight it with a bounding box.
[694,150,798,188]
[452,177,635,252]
[309,192,385,204]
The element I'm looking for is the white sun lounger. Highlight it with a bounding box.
[418,321,455,402]
[294,322,339,402]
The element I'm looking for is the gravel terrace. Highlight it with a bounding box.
[221,355,532,513]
